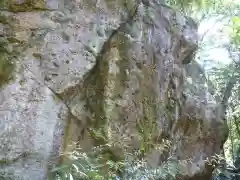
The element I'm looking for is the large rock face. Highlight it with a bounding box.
[0,0,228,179]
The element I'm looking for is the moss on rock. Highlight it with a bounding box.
[0,52,15,88]
[8,0,46,12]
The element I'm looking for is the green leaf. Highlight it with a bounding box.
[86,171,103,179]
[51,164,71,173]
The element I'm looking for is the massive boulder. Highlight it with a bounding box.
[0,0,228,179]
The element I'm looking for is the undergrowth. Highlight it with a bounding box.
[48,142,183,180]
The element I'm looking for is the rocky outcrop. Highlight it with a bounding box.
[0,0,228,179]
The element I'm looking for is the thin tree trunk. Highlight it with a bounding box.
[219,72,238,172]
[230,118,235,162]
[221,74,238,115]
[233,116,240,138]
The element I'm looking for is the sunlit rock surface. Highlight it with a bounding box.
[0,0,227,179]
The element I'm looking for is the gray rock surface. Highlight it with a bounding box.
[0,0,228,179]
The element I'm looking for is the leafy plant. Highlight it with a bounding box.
[229,16,240,48]
[48,146,183,180]
[48,145,117,180]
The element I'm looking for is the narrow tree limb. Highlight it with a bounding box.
[199,16,227,43]
[233,115,240,138]
[221,74,238,114]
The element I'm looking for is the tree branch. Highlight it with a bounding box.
[233,115,240,138]
[199,16,227,43]
[221,73,238,115]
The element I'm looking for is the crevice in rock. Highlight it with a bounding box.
[80,0,140,148]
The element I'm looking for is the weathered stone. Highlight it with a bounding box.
[0,0,227,179]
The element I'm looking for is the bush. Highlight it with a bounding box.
[48,144,182,180]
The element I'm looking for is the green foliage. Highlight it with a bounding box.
[207,61,240,163]
[166,0,226,21]
[136,98,159,157]
[119,155,180,180]
[229,16,240,47]
[48,145,115,180]
[166,0,240,25]
[167,0,218,11]
[49,146,227,180]
[0,171,15,180]
[48,145,182,180]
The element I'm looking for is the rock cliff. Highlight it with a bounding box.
[0,0,228,179]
